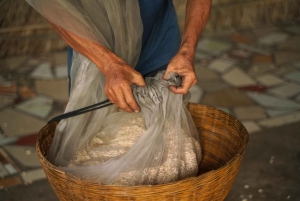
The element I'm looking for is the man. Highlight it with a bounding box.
[30,0,212,112]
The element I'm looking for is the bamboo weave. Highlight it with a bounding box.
[37,103,249,201]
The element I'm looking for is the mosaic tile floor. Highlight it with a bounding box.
[0,22,300,194]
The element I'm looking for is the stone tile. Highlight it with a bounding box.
[295,94,300,102]
[292,61,300,69]
[4,56,28,71]
[0,82,17,96]
[266,108,299,117]
[197,80,229,92]
[197,38,232,55]
[21,168,46,184]
[279,36,300,51]
[285,25,300,35]
[0,108,47,137]
[222,68,256,87]
[284,70,300,83]
[202,89,255,107]
[0,175,23,188]
[0,75,5,82]
[275,52,300,65]
[259,111,300,128]
[258,32,289,46]
[230,33,253,44]
[273,65,296,76]
[0,163,9,177]
[215,107,231,115]
[0,137,19,146]
[55,64,68,78]
[30,62,54,79]
[208,58,236,73]
[189,84,203,103]
[53,51,68,65]
[268,83,300,98]
[238,85,267,93]
[195,52,212,61]
[15,96,53,119]
[256,74,284,87]
[15,133,38,146]
[237,43,270,55]
[227,49,252,60]
[253,55,273,64]
[241,121,261,134]
[0,95,15,109]
[194,63,219,81]
[18,86,36,100]
[233,106,267,120]
[0,148,20,175]
[247,92,300,109]
[248,64,274,76]
[3,145,41,168]
[35,79,69,102]
[252,25,279,37]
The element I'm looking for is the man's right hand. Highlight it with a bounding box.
[104,61,146,113]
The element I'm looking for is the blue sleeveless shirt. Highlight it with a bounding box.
[68,0,181,77]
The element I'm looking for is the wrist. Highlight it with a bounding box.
[178,42,196,62]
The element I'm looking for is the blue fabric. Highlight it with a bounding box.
[136,0,181,76]
[67,0,181,77]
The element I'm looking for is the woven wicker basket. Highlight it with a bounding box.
[37,103,249,201]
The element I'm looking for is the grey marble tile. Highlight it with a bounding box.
[256,74,284,87]
[30,62,54,79]
[202,89,255,107]
[198,80,229,92]
[53,51,68,65]
[35,79,69,102]
[247,92,300,109]
[0,108,47,137]
[189,84,203,103]
[222,68,256,87]
[197,38,232,55]
[21,168,46,184]
[208,58,236,73]
[237,43,270,55]
[268,83,300,98]
[266,108,299,117]
[258,32,289,46]
[194,63,219,81]
[5,56,28,71]
[285,25,300,35]
[241,121,261,134]
[55,64,68,78]
[0,95,14,109]
[15,96,53,119]
[275,52,300,66]
[4,145,41,168]
[248,64,275,76]
[259,111,300,128]
[284,70,300,83]
[233,106,267,120]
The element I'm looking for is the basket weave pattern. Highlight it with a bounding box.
[37,103,249,201]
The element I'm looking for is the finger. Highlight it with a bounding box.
[113,89,134,113]
[169,85,189,94]
[124,89,140,113]
[131,72,146,86]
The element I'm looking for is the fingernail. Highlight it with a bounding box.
[135,110,139,113]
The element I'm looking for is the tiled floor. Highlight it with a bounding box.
[0,22,300,200]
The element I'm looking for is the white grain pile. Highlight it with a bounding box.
[70,115,200,185]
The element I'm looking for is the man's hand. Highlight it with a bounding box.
[104,61,146,113]
[164,50,197,94]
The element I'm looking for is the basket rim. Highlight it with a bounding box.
[36,103,249,189]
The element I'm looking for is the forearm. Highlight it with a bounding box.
[180,0,212,59]
[47,20,123,75]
